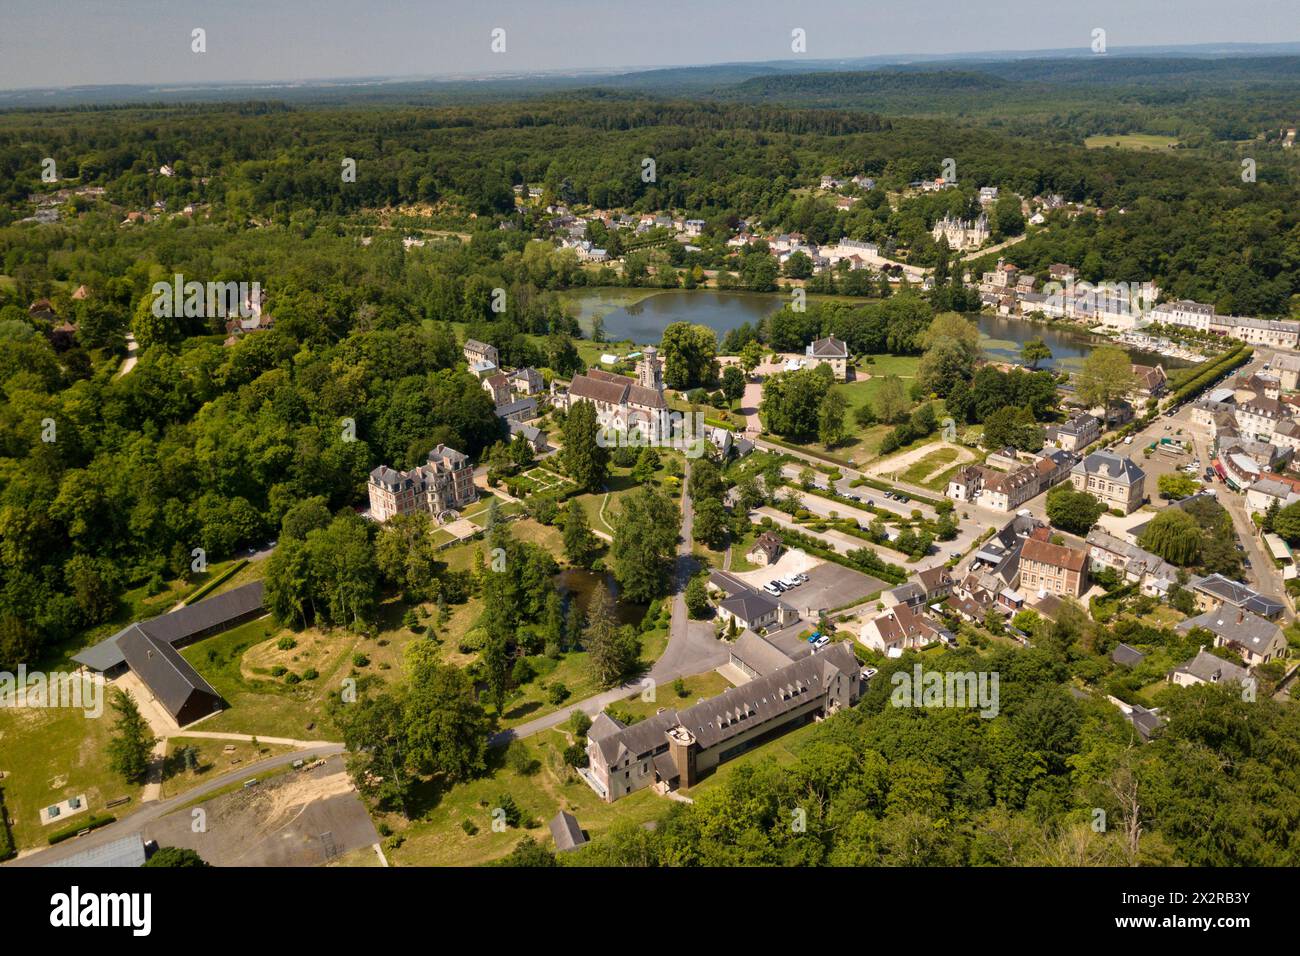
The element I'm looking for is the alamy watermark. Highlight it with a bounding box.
[890,663,1000,718]
[0,666,104,718]
[595,410,709,458]
[151,274,262,319]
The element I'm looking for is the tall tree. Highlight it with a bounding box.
[563,498,597,568]
[1076,346,1137,417]
[107,689,157,783]
[611,485,680,603]
[563,401,610,493]
[584,580,639,688]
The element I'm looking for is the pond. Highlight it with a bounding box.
[563,288,1192,371]
[553,567,648,629]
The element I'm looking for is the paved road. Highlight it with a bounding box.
[491,460,728,745]
[6,743,345,867]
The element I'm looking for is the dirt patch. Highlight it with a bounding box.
[864,440,974,479]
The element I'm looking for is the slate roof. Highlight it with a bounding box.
[1170,649,1251,685]
[594,643,857,766]
[1190,574,1284,618]
[731,630,796,677]
[548,811,588,852]
[116,625,222,723]
[807,336,848,358]
[1177,606,1283,654]
[1073,450,1145,485]
[73,582,265,671]
[718,589,785,624]
[1110,643,1146,667]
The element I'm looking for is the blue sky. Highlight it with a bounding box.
[1,0,1296,90]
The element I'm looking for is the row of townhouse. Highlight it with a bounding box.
[1151,299,1300,349]
[946,449,1077,512]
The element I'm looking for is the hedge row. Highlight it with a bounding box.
[1167,344,1252,406]
[770,524,907,584]
[184,559,249,606]
[48,813,116,845]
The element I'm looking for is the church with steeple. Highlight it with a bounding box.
[557,345,673,443]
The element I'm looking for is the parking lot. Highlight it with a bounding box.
[139,755,380,867]
[761,559,886,618]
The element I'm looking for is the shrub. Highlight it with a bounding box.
[302,668,319,680]
[461,819,479,836]
[352,653,370,667]
[270,665,287,677]
[277,636,297,651]
[284,672,301,685]
[547,682,570,705]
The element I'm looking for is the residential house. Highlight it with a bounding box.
[463,339,499,368]
[1084,529,1178,596]
[747,531,784,567]
[1018,537,1088,598]
[1045,413,1101,452]
[1176,606,1288,667]
[859,603,946,656]
[1130,364,1168,399]
[509,367,544,396]
[1070,450,1145,514]
[915,566,955,604]
[716,589,798,634]
[805,336,849,380]
[482,373,512,407]
[1168,648,1252,689]
[1187,574,1285,619]
[507,420,548,453]
[881,581,927,610]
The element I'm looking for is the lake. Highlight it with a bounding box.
[563,288,1191,372]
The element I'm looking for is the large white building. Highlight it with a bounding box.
[932,213,989,251]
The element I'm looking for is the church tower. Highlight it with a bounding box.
[637,345,664,392]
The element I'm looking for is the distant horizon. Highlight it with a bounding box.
[3,0,1300,94]
[7,38,1300,95]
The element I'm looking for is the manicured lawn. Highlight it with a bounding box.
[0,700,144,851]
[609,670,735,723]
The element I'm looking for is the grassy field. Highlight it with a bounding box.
[898,447,962,488]
[159,737,293,799]
[608,670,734,723]
[1084,134,1180,151]
[800,354,922,463]
[0,701,144,851]
[382,727,666,866]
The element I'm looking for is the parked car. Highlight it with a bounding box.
[769,579,787,592]
[862,667,879,681]
[780,575,800,588]
[812,635,830,649]
[763,583,782,596]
